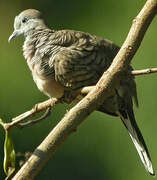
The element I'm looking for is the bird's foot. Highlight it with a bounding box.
[59,90,78,104]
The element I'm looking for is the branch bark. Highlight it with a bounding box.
[12,0,157,179]
[132,67,157,75]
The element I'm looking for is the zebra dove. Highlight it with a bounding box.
[8,9,154,175]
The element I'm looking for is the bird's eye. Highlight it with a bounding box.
[22,17,28,23]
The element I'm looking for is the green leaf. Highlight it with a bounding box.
[3,130,15,179]
[0,118,4,126]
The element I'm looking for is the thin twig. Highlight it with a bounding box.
[132,68,157,75]
[3,98,58,130]
[2,86,94,130]
[80,86,95,94]
[18,107,51,128]
[12,1,157,180]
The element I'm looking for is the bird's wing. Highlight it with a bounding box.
[49,30,119,90]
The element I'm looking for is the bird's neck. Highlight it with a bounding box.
[23,34,36,63]
[23,28,55,71]
[23,27,53,57]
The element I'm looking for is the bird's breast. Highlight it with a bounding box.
[23,41,64,98]
[32,67,64,98]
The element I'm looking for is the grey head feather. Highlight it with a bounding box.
[9,9,48,42]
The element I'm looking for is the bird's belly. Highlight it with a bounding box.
[32,73,64,98]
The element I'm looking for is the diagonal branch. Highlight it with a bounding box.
[12,0,157,179]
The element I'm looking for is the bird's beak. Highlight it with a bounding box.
[8,30,19,42]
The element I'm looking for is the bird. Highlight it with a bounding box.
[8,9,154,175]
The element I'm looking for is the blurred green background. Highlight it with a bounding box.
[0,0,157,179]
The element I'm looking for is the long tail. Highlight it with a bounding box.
[119,108,155,176]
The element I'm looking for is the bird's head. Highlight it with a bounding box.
[8,9,47,42]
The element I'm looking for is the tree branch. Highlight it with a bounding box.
[12,0,157,179]
[132,67,157,75]
[3,98,58,130]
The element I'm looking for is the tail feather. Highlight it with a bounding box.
[119,109,155,176]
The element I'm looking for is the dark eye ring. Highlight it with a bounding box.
[22,17,28,23]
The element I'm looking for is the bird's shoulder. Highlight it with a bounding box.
[49,29,119,50]
[32,28,120,60]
